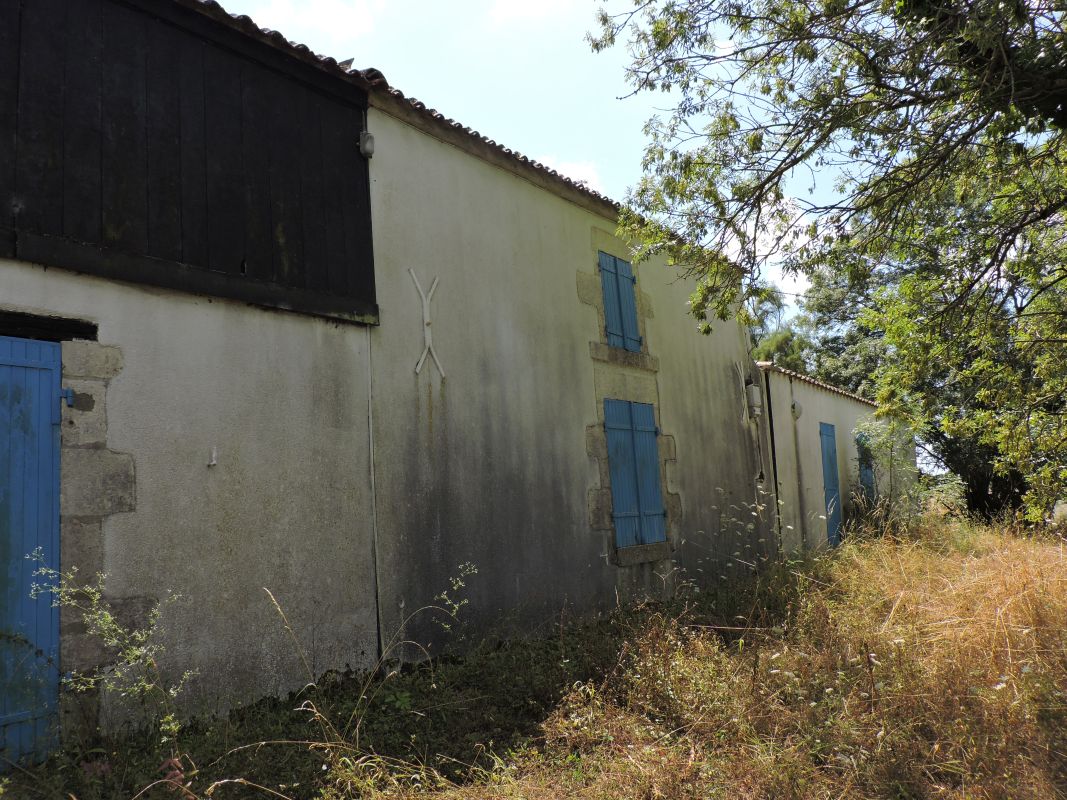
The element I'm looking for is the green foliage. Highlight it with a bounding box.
[24,557,195,798]
[594,0,1067,517]
[433,562,479,631]
[741,283,788,346]
[854,417,922,528]
[750,322,813,374]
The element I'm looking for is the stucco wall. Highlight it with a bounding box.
[0,261,380,714]
[0,102,778,718]
[763,369,878,551]
[366,106,773,650]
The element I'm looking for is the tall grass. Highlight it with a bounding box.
[7,514,1067,799]
[422,517,1067,800]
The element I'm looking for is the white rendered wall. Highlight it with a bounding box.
[0,260,379,712]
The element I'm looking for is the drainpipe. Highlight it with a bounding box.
[762,370,784,556]
[788,377,809,549]
[366,326,384,662]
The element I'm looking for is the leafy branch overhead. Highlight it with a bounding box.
[595,0,1067,515]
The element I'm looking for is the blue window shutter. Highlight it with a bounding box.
[615,257,642,353]
[857,433,876,503]
[820,422,843,546]
[631,402,667,543]
[604,399,641,548]
[599,252,625,348]
[605,399,667,548]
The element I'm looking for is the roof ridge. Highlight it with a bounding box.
[755,361,877,407]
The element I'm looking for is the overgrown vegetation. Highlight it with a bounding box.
[593,0,1067,518]
[7,514,1067,798]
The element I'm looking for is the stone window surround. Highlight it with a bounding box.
[578,227,681,567]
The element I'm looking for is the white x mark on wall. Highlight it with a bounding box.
[409,268,445,378]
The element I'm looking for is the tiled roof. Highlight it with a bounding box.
[182,0,622,211]
[755,361,878,408]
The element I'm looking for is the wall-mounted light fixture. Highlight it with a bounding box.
[359,130,375,158]
[745,380,763,419]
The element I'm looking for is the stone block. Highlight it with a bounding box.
[61,595,155,675]
[585,423,607,460]
[665,491,683,524]
[109,594,156,632]
[62,630,110,673]
[61,449,135,516]
[62,340,123,380]
[589,341,659,372]
[576,271,603,309]
[61,379,107,447]
[615,540,672,567]
[59,687,101,747]
[659,434,677,461]
[587,488,612,530]
[592,365,658,412]
[61,516,104,579]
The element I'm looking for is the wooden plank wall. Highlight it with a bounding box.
[0,0,377,323]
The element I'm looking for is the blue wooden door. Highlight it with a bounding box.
[0,336,61,766]
[819,422,842,546]
[605,399,666,549]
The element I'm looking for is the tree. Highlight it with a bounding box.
[751,322,813,374]
[793,266,884,401]
[744,284,788,347]
[594,0,1067,517]
[802,263,1029,519]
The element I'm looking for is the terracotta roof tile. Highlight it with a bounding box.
[755,361,878,408]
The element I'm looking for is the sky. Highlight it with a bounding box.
[218,0,649,198]
[218,0,809,302]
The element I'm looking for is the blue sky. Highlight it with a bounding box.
[219,0,810,303]
[219,0,652,199]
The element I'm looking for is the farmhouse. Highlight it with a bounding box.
[0,0,892,762]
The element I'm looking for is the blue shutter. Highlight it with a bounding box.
[605,399,641,547]
[631,403,667,543]
[599,252,625,349]
[820,422,842,546]
[857,433,876,504]
[605,399,667,549]
[599,252,642,353]
[1,336,61,764]
[615,257,642,353]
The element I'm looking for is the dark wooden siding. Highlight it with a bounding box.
[1,0,376,324]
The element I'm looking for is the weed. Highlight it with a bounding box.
[10,514,1067,799]
[23,556,196,798]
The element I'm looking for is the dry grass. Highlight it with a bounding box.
[367,517,1067,800]
[9,514,1067,799]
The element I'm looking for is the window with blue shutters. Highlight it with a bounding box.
[598,252,642,352]
[604,399,667,549]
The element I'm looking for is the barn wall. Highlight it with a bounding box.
[764,370,807,552]
[1,0,375,322]
[764,370,879,551]
[0,260,379,715]
[366,106,774,652]
[1,29,777,723]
